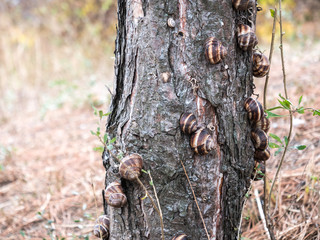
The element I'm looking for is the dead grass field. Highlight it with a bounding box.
[0,3,320,239]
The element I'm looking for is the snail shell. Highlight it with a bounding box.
[172,233,188,240]
[105,181,127,208]
[237,24,258,51]
[190,128,214,155]
[180,112,198,135]
[93,215,110,240]
[253,114,271,133]
[251,129,269,151]
[254,148,271,162]
[253,51,270,77]
[204,37,227,64]
[232,0,255,10]
[251,162,266,181]
[119,153,143,181]
[167,18,176,28]
[244,97,264,123]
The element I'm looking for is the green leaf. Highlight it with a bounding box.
[270,9,275,18]
[109,137,116,144]
[294,145,306,150]
[103,134,108,143]
[99,110,103,119]
[103,112,111,117]
[141,169,148,174]
[313,110,320,116]
[265,111,286,118]
[74,219,81,223]
[91,104,98,116]
[269,142,281,149]
[284,136,288,146]
[297,107,305,114]
[90,130,97,136]
[20,231,25,237]
[266,106,284,111]
[93,146,104,152]
[298,96,303,105]
[269,133,283,144]
[149,181,153,186]
[278,99,291,110]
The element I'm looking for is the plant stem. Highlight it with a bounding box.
[268,0,293,230]
[180,159,210,240]
[263,7,277,235]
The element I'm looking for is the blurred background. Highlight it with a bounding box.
[0,0,319,239]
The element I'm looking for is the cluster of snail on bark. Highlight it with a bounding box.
[180,113,214,155]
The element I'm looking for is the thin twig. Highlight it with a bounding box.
[268,0,293,233]
[147,171,165,240]
[263,7,277,232]
[255,189,271,240]
[180,159,210,240]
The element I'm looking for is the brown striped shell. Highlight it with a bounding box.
[254,148,271,162]
[204,37,227,64]
[244,97,264,123]
[180,112,198,134]
[93,215,110,240]
[190,128,214,155]
[105,182,127,208]
[232,0,255,10]
[119,153,143,181]
[172,233,188,240]
[253,114,271,133]
[251,162,266,181]
[237,24,258,51]
[253,51,270,77]
[251,129,269,151]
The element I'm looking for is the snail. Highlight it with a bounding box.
[253,51,270,77]
[180,112,198,135]
[172,233,188,240]
[119,153,143,181]
[244,97,263,123]
[167,18,176,28]
[237,24,258,51]
[190,127,214,155]
[204,37,227,64]
[93,215,110,240]
[251,162,266,181]
[254,148,271,162]
[253,114,271,133]
[251,129,269,151]
[105,181,127,208]
[232,0,255,10]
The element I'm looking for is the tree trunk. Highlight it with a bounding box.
[104,0,256,239]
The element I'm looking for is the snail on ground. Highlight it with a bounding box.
[204,37,227,64]
[237,24,258,51]
[244,97,264,123]
[119,153,143,181]
[232,0,255,10]
[254,148,271,162]
[105,181,127,208]
[180,112,198,135]
[253,51,270,77]
[172,233,188,240]
[190,128,214,155]
[93,215,110,240]
[251,129,269,151]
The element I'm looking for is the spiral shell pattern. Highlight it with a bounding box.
[253,51,270,77]
[93,215,110,239]
[119,153,143,181]
[253,115,271,133]
[244,97,264,123]
[204,37,227,64]
[254,148,271,162]
[232,0,255,10]
[105,182,127,208]
[172,233,188,240]
[190,128,214,155]
[180,113,198,135]
[251,129,269,151]
[237,24,258,51]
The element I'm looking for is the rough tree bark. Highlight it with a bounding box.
[104,0,257,239]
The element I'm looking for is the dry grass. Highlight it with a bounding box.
[0,2,320,239]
